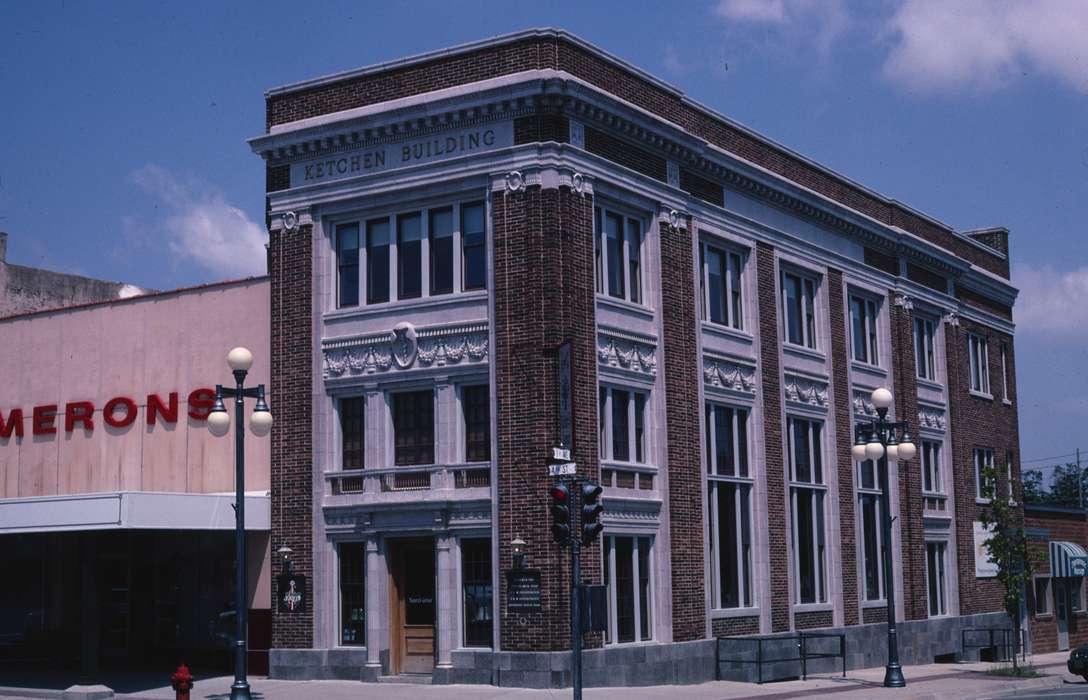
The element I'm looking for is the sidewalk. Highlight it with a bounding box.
[0,653,1080,700]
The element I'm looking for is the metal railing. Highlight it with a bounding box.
[961,627,1027,663]
[325,462,491,496]
[716,632,847,684]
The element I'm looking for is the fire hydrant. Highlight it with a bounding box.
[170,664,194,700]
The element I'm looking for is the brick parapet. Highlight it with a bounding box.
[269,223,314,648]
[493,185,601,651]
[659,217,706,642]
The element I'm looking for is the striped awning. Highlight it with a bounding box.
[1050,541,1088,577]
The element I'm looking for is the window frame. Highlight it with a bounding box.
[338,541,366,646]
[460,537,493,648]
[599,385,649,465]
[968,333,991,396]
[787,415,828,605]
[461,384,491,463]
[335,222,361,308]
[1034,576,1052,616]
[974,447,995,502]
[602,534,654,645]
[706,402,754,610]
[392,389,435,466]
[856,459,885,603]
[780,267,820,350]
[914,315,937,381]
[594,204,646,306]
[925,541,949,618]
[700,239,746,331]
[848,292,880,366]
[1000,343,1011,403]
[339,395,366,470]
[921,440,943,496]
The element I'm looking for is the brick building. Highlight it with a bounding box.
[1025,502,1088,653]
[250,29,1023,686]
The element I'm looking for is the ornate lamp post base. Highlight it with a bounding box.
[884,662,906,688]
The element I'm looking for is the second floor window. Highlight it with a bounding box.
[336,224,360,307]
[968,334,990,395]
[462,385,490,462]
[397,213,423,299]
[849,295,879,365]
[599,386,647,464]
[921,440,943,494]
[701,242,744,330]
[366,218,390,304]
[974,448,994,501]
[340,396,365,470]
[595,207,643,304]
[788,416,827,604]
[914,316,937,381]
[1000,343,1010,402]
[781,270,817,349]
[462,202,487,291]
[394,390,434,466]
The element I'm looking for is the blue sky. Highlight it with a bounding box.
[1,0,1086,465]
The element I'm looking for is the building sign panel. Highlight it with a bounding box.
[291,122,513,186]
[278,573,307,613]
[973,521,998,578]
[506,569,542,613]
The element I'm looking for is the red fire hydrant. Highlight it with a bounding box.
[170,664,194,700]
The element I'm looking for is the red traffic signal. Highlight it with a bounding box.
[550,482,571,545]
[580,482,603,545]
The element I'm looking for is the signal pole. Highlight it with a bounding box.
[570,481,583,700]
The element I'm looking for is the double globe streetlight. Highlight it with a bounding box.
[207,347,272,700]
[850,387,915,689]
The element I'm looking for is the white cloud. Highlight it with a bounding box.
[128,164,266,279]
[716,0,786,22]
[1014,263,1088,337]
[713,0,850,59]
[883,0,1088,93]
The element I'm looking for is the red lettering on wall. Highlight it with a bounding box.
[64,401,96,432]
[33,405,58,435]
[104,397,138,429]
[147,392,179,425]
[187,388,215,420]
[0,409,24,439]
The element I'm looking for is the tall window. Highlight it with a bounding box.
[339,542,365,645]
[857,459,884,601]
[336,223,360,308]
[968,334,990,395]
[701,242,744,330]
[1035,577,1051,615]
[706,403,753,609]
[921,441,942,494]
[1000,343,1010,402]
[462,385,490,462]
[393,390,434,465]
[429,207,453,295]
[849,294,879,365]
[788,416,827,604]
[926,542,948,617]
[781,270,817,349]
[366,218,390,304]
[595,207,643,304]
[397,212,423,299]
[1006,450,1015,502]
[914,317,936,380]
[461,538,493,647]
[599,386,647,464]
[603,535,653,644]
[974,448,994,501]
[340,396,365,470]
[461,202,486,291]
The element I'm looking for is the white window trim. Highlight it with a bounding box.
[599,385,649,466]
[848,292,881,367]
[700,240,747,331]
[914,315,938,382]
[925,541,949,618]
[780,268,821,351]
[974,448,995,503]
[604,535,655,645]
[706,402,755,611]
[856,469,886,604]
[968,333,992,397]
[1000,344,1011,404]
[787,416,828,605]
[595,204,647,306]
[921,440,944,496]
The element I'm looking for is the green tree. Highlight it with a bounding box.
[1021,469,1045,504]
[1048,462,1082,508]
[978,464,1034,668]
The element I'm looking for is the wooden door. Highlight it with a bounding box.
[389,540,435,674]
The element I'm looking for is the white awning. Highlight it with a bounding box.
[1050,540,1088,578]
[0,491,270,534]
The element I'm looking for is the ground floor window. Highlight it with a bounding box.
[1073,577,1085,612]
[461,538,493,647]
[925,541,948,617]
[791,486,827,604]
[339,542,366,645]
[707,480,753,609]
[603,535,653,644]
[1035,577,1051,615]
[859,492,884,602]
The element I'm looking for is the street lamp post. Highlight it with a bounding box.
[207,347,273,700]
[851,387,916,689]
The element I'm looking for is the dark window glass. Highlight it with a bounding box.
[611,389,630,462]
[793,488,826,604]
[706,247,725,324]
[336,224,359,307]
[463,385,491,462]
[605,212,625,298]
[717,483,739,607]
[784,273,803,345]
[339,542,365,645]
[859,459,876,490]
[637,538,651,641]
[366,218,390,304]
[861,494,881,600]
[729,252,743,329]
[615,537,635,643]
[715,405,734,476]
[461,539,493,647]
[397,213,422,299]
[851,297,866,361]
[340,397,365,470]
[429,207,453,295]
[403,547,434,625]
[804,278,816,348]
[462,202,486,291]
[594,207,603,294]
[634,393,646,463]
[626,218,641,304]
[393,390,434,466]
[599,386,607,457]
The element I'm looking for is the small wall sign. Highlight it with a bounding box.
[506,569,542,613]
[278,573,307,612]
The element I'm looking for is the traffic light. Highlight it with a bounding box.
[550,482,571,545]
[580,482,603,544]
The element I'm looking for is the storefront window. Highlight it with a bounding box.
[461,539,493,647]
[603,535,653,644]
[339,542,365,645]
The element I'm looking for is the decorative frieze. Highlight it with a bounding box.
[784,374,829,409]
[323,321,488,379]
[703,356,756,394]
[598,329,656,377]
[918,405,947,432]
[894,294,913,310]
[853,391,878,419]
